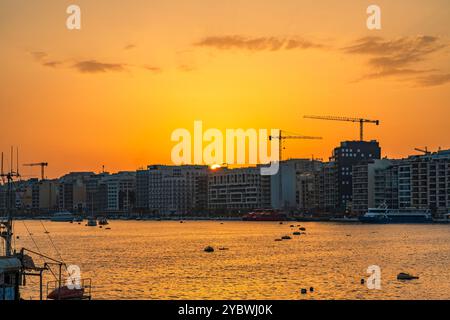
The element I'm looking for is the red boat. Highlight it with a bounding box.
[47,285,85,300]
[242,209,287,221]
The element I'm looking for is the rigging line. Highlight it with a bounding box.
[39,219,67,268]
[21,220,58,280]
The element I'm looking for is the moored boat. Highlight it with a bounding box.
[359,207,432,224]
[242,209,287,221]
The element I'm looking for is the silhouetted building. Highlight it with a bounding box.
[331,140,381,211]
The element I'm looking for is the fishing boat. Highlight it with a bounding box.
[1,158,92,300]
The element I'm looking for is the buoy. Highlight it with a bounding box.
[361,278,365,284]
[204,246,214,252]
[16,236,20,239]
[180,221,183,223]
[310,287,314,292]
[99,226,103,228]
[299,227,306,231]
[397,272,419,280]
[279,222,283,225]
[301,288,307,294]
[290,225,295,227]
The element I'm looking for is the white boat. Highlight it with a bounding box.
[359,207,432,224]
[50,211,75,222]
[87,218,97,227]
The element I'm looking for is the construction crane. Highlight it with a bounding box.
[414,147,431,155]
[303,115,380,141]
[268,130,322,210]
[23,162,48,180]
[269,130,322,162]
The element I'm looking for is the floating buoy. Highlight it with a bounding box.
[180,221,183,223]
[299,227,306,231]
[204,246,214,252]
[301,288,307,294]
[310,287,314,292]
[279,222,283,225]
[397,272,419,280]
[361,278,365,284]
[16,236,20,239]
[290,225,295,227]
[99,226,103,228]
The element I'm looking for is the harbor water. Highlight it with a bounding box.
[13,221,450,300]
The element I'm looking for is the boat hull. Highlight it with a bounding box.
[359,215,432,224]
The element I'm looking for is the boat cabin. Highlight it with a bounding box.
[0,257,22,300]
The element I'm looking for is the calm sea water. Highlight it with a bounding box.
[11,220,450,300]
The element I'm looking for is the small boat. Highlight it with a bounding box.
[242,209,287,221]
[281,235,292,240]
[87,218,97,227]
[397,272,419,280]
[50,211,75,222]
[47,286,85,300]
[98,217,108,225]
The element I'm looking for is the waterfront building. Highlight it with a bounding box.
[352,159,394,214]
[351,149,450,215]
[331,140,381,211]
[138,165,209,216]
[58,172,94,213]
[208,166,271,213]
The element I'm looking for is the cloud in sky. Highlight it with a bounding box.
[415,73,450,87]
[194,35,324,51]
[124,44,137,50]
[72,60,127,73]
[343,35,449,86]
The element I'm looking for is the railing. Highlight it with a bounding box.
[46,278,92,300]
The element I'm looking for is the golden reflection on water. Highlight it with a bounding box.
[13,221,450,300]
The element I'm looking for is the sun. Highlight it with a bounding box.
[210,164,221,170]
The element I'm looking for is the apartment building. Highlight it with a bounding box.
[208,166,271,213]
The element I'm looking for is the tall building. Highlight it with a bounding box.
[208,166,271,213]
[58,172,94,212]
[352,149,450,215]
[331,140,381,211]
[352,159,393,214]
[138,165,209,215]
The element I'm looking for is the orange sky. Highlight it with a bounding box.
[1,0,449,178]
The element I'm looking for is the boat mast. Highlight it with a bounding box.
[1,148,20,257]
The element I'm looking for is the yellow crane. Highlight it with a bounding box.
[23,162,48,180]
[268,130,322,210]
[269,130,322,162]
[303,115,380,141]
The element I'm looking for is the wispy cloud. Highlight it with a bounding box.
[194,35,324,51]
[343,35,449,86]
[124,44,137,50]
[415,73,450,87]
[30,51,48,61]
[72,60,127,73]
[142,65,162,73]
